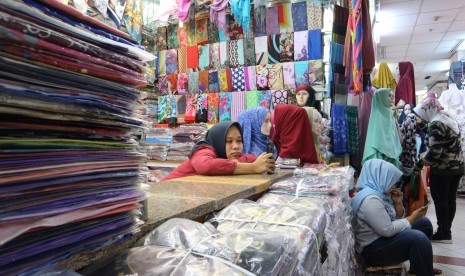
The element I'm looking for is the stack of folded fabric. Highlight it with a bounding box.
[0,0,155,273]
[166,124,207,161]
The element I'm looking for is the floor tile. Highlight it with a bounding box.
[433,264,465,276]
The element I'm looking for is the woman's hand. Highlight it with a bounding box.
[406,205,428,225]
[391,188,403,206]
[252,153,275,173]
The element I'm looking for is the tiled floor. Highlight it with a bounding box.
[424,194,465,275]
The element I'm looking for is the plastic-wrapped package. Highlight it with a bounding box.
[123,218,299,276]
[269,175,345,197]
[208,199,326,276]
[147,145,169,161]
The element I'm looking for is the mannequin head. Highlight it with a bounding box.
[311,109,322,134]
[260,112,272,136]
[295,84,316,107]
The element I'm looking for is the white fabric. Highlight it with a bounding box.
[439,84,464,116]
[414,98,460,134]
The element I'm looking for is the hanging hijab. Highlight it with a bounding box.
[397,103,415,125]
[188,121,243,158]
[238,106,270,156]
[363,88,402,167]
[295,83,316,107]
[230,0,251,35]
[303,106,321,162]
[372,62,396,90]
[395,61,416,106]
[271,104,317,164]
[351,159,403,216]
[210,0,229,32]
[414,97,460,134]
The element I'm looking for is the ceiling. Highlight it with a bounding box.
[377,0,465,96]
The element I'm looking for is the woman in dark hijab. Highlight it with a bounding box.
[161,121,275,181]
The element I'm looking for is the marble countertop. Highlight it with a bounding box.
[58,169,293,271]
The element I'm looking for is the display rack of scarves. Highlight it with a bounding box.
[219,92,232,121]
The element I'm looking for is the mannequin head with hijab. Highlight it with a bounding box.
[295,84,316,107]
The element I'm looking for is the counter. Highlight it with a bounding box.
[58,169,293,271]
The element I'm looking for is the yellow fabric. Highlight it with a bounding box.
[372,62,397,90]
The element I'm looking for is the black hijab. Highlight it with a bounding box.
[188,121,243,159]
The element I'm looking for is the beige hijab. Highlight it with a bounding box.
[303,107,321,162]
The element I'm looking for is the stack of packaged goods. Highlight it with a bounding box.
[167,124,207,162]
[260,165,357,275]
[0,0,154,273]
[146,128,172,161]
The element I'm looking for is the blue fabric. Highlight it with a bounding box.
[330,42,344,65]
[362,217,433,275]
[230,0,251,35]
[238,106,269,156]
[351,159,403,217]
[331,104,348,155]
[308,29,323,60]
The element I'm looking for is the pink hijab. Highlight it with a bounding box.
[395,61,416,106]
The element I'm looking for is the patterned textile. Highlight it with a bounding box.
[283,62,296,89]
[123,0,143,43]
[292,2,308,32]
[187,21,197,46]
[254,36,268,65]
[177,23,189,48]
[271,90,288,108]
[156,26,167,51]
[245,66,257,90]
[158,75,169,95]
[267,34,281,64]
[209,42,221,70]
[278,3,293,33]
[196,93,208,122]
[229,15,244,40]
[229,39,245,68]
[177,73,189,94]
[259,90,272,109]
[230,0,252,36]
[294,31,308,61]
[287,89,297,105]
[166,49,178,74]
[330,42,344,65]
[294,61,309,87]
[208,19,220,43]
[244,36,256,66]
[400,114,418,169]
[279,32,294,63]
[350,0,363,93]
[207,93,220,123]
[307,2,323,30]
[268,64,284,90]
[256,64,269,90]
[218,68,232,92]
[209,70,220,92]
[195,17,209,45]
[218,15,231,42]
[331,104,348,155]
[345,105,359,155]
[219,41,229,68]
[266,6,279,35]
[178,47,188,73]
[231,66,246,91]
[232,91,247,121]
[187,46,199,69]
[166,73,178,93]
[308,59,324,88]
[158,95,167,122]
[246,90,260,109]
[167,24,179,49]
[198,44,210,71]
[219,92,232,121]
[188,71,200,94]
[253,6,267,36]
[198,70,210,93]
[334,83,348,105]
[185,95,197,123]
[177,95,187,123]
[158,50,167,77]
[166,95,178,119]
[308,29,323,60]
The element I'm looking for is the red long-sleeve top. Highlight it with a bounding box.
[160,146,257,181]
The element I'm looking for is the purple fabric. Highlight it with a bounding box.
[210,0,229,32]
[266,6,279,35]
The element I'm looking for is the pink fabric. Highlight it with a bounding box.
[231,91,246,121]
[210,0,229,32]
[178,0,191,22]
[245,66,257,90]
[156,1,178,22]
[283,62,296,89]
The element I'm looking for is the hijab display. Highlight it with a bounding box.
[414,97,460,135]
[438,84,464,117]
[238,106,270,156]
[189,121,243,158]
[295,84,316,107]
[372,62,396,90]
[270,104,317,164]
[303,107,322,163]
[362,88,402,167]
[395,61,415,106]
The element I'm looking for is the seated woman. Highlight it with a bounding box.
[351,159,439,276]
[262,104,318,165]
[238,106,276,157]
[160,122,275,181]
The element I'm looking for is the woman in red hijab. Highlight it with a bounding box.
[262,104,318,165]
[395,61,416,107]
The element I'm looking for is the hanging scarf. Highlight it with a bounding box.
[272,90,288,107]
[207,93,220,123]
[278,3,293,33]
[308,29,323,60]
[308,59,324,87]
[209,42,221,68]
[244,66,257,91]
[396,61,416,106]
[209,70,220,92]
[266,6,279,35]
[231,91,246,121]
[178,0,191,22]
[231,66,246,91]
[238,106,270,156]
[256,64,269,90]
[414,97,459,134]
[167,24,179,49]
[268,64,284,90]
[178,47,188,73]
[372,61,397,90]
[291,1,308,32]
[158,95,168,123]
[198,70,209,93]
[253,5,266,37]
[244,36,256,66]
[186,46,199,69]
[198,44,210,71]
[331,104,348,155]
[259,90,272,109]
[219,68,232,92]
[254,36,268,65]
[246,90,260,109]
[229,39,245,68]
[279,32,294,63]
[345,105,360,155]
[219,92,232,121]
[177,24,189,48]
[267,34,281,64]
[283,62,296,89]
[363,88,402,167]
[188,71,199,94]
[219,41,229,67]
[177,73,189,94]
[156,26,167,51]
[294,61,309,87]
[165,49,178,75]
[230,0,251,35]
[210,0,229,32]
[303,106,321,162]
[294,31,308,61]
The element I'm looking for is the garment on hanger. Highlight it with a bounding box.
[395,61,416,106]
